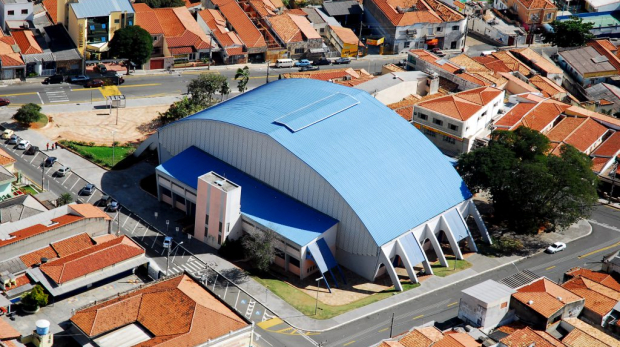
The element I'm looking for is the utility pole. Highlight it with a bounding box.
[208,34,214,70]
[356,19,364,60]
[389,312,395,338]
[41,162,44,191]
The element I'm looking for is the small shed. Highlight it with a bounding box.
[458,279,516,333]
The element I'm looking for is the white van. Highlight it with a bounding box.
[275,59,294,68]
[1,129,13,140]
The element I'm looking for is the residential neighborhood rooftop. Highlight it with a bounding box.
[512,278,583,318]
[416,86,503,121]
[69,0,134,19]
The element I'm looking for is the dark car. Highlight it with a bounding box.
[107,200,119,212]
[24,145,38,155]
[43,75,64,84]
[44,157,57,167]
[68,75,90,84]
[95,64,107,74]
[299,66,320,72]
[313,58,331,66]
[99,194,112,207]
[82,183,96,195]
[333,57,351,65]
[0,97,10,106]
[85,79,104,88]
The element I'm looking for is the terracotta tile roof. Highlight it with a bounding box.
[566,268,620,292]
[12,30,43,55]
[329,25,360,45]
[269,0,284,7]
[399,326,443,347]
[41,236,144,284]
[134,3,165,35]
[379,341,405,347]
[595,39,617,53]
[183,0,202,8]
[472,56,512,73]
[492,51,532,75]
[11,273,33,290]
[599,99,614,106]
[591,157,610,172]
[0,34,25,67]
[371,0,441,26]
[0,318,21,340]
[250,0,276,17]
[19,245,58,267]
[495,103,537,128]
[511,48,563,75]
[512,278,583,318]
[587,40,620,72]
[268,14,303,43]
[500,327,564,347]
[51,233,95,257]
[516,0,557,10]
[545,116,587,142]
[416,86,502,121]
[410,49,458,73]
[198,9,245,52]
[521,100,570,131]
[562,317,620,347]
[564,118,609,152]
[69,204,111,220]
[423,0,464,22]
[42,0,57,24]
[593,132,620,157]
[563,278,617,317]
[217,0,266,49]
[287,8,308,16]
[0,148,15,166]
[451,54,490,73]
[0,214,83,249]
[529,75,565,97]
[93,234,117,244]
[71,274,248,345]
[442,332,481,347]
[288,13,321,39]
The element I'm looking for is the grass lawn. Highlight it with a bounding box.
[252,276,419,320]
[31,114,49,129]
[431,259,472,277]
[20,185,39,195]
[60,141,134,169]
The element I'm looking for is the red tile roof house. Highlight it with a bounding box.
[510,277,584,332]
[197,8,247,64]
[0,31,25,80]
[134,3,218,69]
[263,12,322,59]
[363,0,467,54]
[70,274,253,347]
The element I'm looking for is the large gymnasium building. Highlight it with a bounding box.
[140,79,491,291]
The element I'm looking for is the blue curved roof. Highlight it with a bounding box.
[180,79,472,246]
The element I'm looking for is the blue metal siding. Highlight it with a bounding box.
[174,79,471,246]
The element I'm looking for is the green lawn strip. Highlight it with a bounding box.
[252,276,419,320]
[20,185,39,195]
[60,141,134,168]
[33,115,49,128]
[431,259,472,277]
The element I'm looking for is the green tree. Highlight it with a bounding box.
[136,0,185,7]
[109,26,153,74]
[21,285,48,310]
[219,80,231,101]
[234,66,250,93]
[458,127,598,234]
[242,229,277,272]
[158,96,205,124]
[13,103,44,125]
[543,16,594,47]
[187,73,228,105]
[57,193,73,206]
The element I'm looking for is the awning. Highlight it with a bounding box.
[399,233,426,265]
[306,238,346,292]
[86,42,109,53]
[444,208,470,242]
[426,39,439,45]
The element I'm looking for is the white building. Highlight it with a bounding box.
[141,79,492,291]
[413,86,506,155]
[585,0,620,12]
[458,279,516,333]
[355,70,439,104]
[0,0,33,31]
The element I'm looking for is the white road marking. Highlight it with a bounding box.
[69,179,79,191]
[62,173,72,185]
[37,92,44,104]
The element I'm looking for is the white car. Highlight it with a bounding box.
[546,242,566,254]
[17,140,30,149]
[56,166,71,177]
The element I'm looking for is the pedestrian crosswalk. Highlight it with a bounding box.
[45,90,70,103]
[167,259,206,275]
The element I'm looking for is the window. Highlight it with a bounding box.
[436,27,442,32]
[21,9,27,14]
[152,36,157,41]
[160,187,171,197]
[7,10,14,15]
[319,28,324,33]
[218,234,222,244]
[404,41,410,48]
[289,257,300,268]
[294,48,304,54]
[275,248,285,259]
[218,221,222,232]
[174,195,185,205]
[433,118,443,126]
[452,25,459,30]
[443,136,456,144]
[424,128,436,137]
[226,223,230,233]
[427,27,433,35]
[545,13,552,21]
[418,113,428,120]
[448,124,459,131]
[451,41,457,49]
[115,19,120,24]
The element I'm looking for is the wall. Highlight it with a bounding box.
[408,53,484,91]
[510,299,549,329]
[363,0,396,51]
[0,218,110,262]
[458,294,513,333]
[67,8,84,53]
[467,17,526,46]
[0,1,34,30]
[0,182,12,197]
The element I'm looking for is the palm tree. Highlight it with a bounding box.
[220,80,231,101]
[57,193,73,206]
[234,66,250,93]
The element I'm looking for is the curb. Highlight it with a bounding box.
[281,220,594,333]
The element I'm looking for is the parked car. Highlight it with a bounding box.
[163,236,173,249]
[111,71,125,84]
[107,200,119,212]
[430,48,445,57]
[8,134,20,144]
[313,58,331,66]
[546,242,566,254]
[81,183,96,195]
[295,59,313,67]
[299,66,320,72]
[2,129,14,139]
[17,140,30,149]
[0,97,10,106]
[43,75,64,84]
[333,57,351,65]
[68,75,90,84]
[95,64,107,74]
[99,194,112,207]
[85,79,104,88]
[56,166,71,177]
[44,157,57,167]
[24,145,38,155]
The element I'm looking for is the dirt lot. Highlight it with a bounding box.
[38,105,167,146]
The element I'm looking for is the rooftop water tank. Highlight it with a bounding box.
[36,320,50,335]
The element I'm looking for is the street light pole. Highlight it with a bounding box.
[266,60,270,84]
[166,241,171,276]
[314,276,324,316]
[112,130,116,167]
[41,161,44,192]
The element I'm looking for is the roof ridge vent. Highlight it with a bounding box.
[557,296,562,301]
[527,300,534,305]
